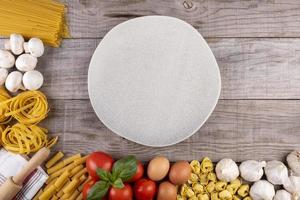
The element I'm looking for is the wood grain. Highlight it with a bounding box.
[1,38,299,100]
[65,0,300,38]
[44,99,300,162]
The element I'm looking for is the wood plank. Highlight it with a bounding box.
[64,0,300,38]
[2,38,300,100]
[44,99,300,162]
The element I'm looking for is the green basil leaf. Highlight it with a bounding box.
[113,178,124,189]
[96,168,109,181]
[87,181,109,200]
[112,155,137,182]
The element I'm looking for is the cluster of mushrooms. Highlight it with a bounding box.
[215,151,300,200]
[0,33,44,92]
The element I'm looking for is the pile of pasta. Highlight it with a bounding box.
[0,0,69,47]
[0,88,57,154]
[34,152,89,200]
[178,157,252,200]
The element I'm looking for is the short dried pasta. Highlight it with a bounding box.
[206,181,215,193]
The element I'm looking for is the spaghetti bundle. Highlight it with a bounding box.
[0,88,12,124]
[0,0,69,47]
[3,90,49,125]
[1,123,58,154]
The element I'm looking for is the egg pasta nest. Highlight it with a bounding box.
[0,89,57,154]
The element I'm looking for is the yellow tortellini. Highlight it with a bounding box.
[201,157,214,173]
[208,172,217,182]
[177,157,252,200]
[192,183,204,194]
[197,193,209,200]
[219,190,232,200]
[237,184,250,197]
[188,173,199,184]
[190,160,201,174]
[233,194,241,200]
[215,181,227,191]
[227,179,241,195]
[206,181,215,193]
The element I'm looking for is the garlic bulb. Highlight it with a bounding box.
[239,160,266,182]
[274,190,292,200]
[265,160,288,185]
[249,180,275,200]
[284,176,300,200]
[215,158,239,182]
[287,151,300,176]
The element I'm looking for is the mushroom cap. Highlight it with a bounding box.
[10,33,24,55]
[24,38,44,57]
[0,50,15,69]
[15,54,38,72]
[5,71,23,93]
[0,68,8,86]
[23,70,44,90]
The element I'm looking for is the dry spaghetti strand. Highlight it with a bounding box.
[1,123,58,154]
[0,87,12,124]
[3,90,49,125]
[0,0,69,47]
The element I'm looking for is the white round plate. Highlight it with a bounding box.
[88,16,221,147]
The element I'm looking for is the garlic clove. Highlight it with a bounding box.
[22,70,44,90]
[5,71,23,93]
[274,190,292,200]
[265,160,289,185]
[287,150,300,176]
[216,158,239,182]
[250,180,275,200]
[0,68,8,86]
[239,160,266,182]
[23,38,44,57]
[15,54,38,72]
[0,50,15,69]
[284,176,300,200]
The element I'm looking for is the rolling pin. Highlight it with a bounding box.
[0,147,50,200]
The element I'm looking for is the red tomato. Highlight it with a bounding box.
[109,183,133,200]
[82,180,95,200]
[134,179,157,200]
[128,161,144,182]
[86,151,114,181]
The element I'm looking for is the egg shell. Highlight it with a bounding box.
[147,156,170,181]
[157,181,177,200]
[169,161,191,185]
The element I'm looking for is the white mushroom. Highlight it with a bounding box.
[0,50,15,68]
[5,71,23,92]
[23,38,44,57]
[15,54,38,71]
[4,33,24,55]
[23,70,44,90]
[0,68,8,86]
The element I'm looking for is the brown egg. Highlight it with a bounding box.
[147,156,170,181]
[157,181,177,200]
[169,161,191,185]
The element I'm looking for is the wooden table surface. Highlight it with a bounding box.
[5,0,300,162]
